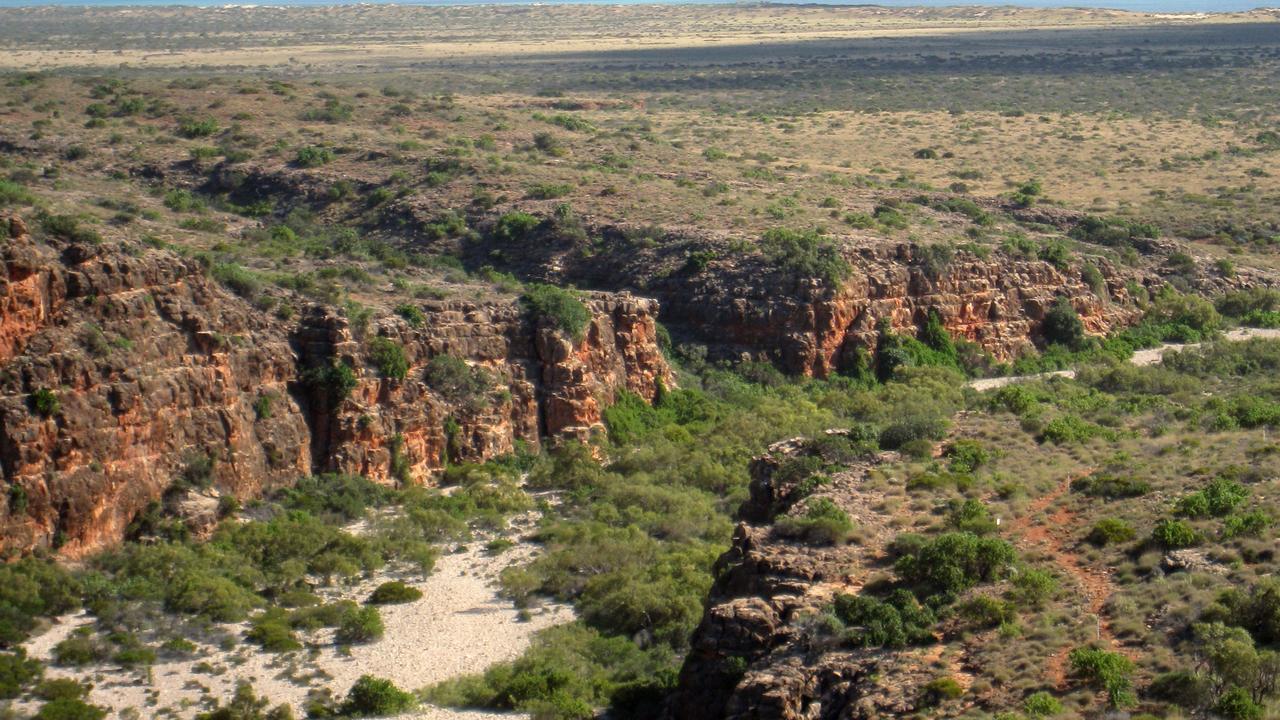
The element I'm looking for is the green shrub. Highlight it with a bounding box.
[302,362,359,408]
[195,682,294,720]
[162,188,204,212]
[0,648,43,699]
[1023,691,1063,718]
[759,227,850,287]
[1214,686,1263,720]
[1070,474,1150,499]
[34,678,88,702]
[1177,478,1247,518]
[895,532,1015,598]
[340,675,415,716]
[1007,569,1058,609]
[32,388,59,417]
[1070,215,1159,247]
[1221,511,1273,539]
[773,498,855,545]
[1068,647,1135,708]
[368,337,409,381]
[946,499,997,535]
[246,609,302,652]
[879,415,948,449]
[920,677,964,706]
[211,262,261,300]
[944,440,989,473]
[276,474,392,522]
[394,303,425,326]
[52,633,107,667]
[34,698,107,720]
[295,145,335,168]
[1040,415,1110,444]
[335,606,384,645]
[956,595,1014,629]
[177,116,219,138]
[424,355,494,408]
[39,214,101,245]
[1151,519,1202,549]
[523,284,591,342]
[1148,670,1214,711]
[368,581,423,605]
[831,590,936,647]
[0,179,36,207]
[1087,518,1136,546]
[1042,298,1086,349]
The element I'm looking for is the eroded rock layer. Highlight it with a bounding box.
[0,214,670,556]
[666,436,951,720]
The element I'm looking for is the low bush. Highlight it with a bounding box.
[920,677,964,706]
[0,648,43,699]
[1023,691,1064,718]
[368,337,409,381]
[33,698,107,720]
[367,581,423,605]
[1068,647,1135,708]
[773,498,855,545]
[335,606,384,645]
[246,609,302,652]
[523,284,591,342]
[1070,474,1150,499]
[895,532,1015,599]
[831,590,936,647]
[759,228,850,287]
[1177,478,1248,518]
[295,145,335,168]
[1087,518,1136,546]
[1151,519,1202,549]
[339,675,416,716]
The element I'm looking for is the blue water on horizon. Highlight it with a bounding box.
[0,0,1272,11]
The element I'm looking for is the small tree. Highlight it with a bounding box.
[367,337,409,381]
[1042,298,1085,349]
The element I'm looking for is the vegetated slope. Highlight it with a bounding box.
[666,338,1280,719]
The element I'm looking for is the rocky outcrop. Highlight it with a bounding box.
[666,437,947,720]
[621,245,1142,378]
[295,292,670,484]
[447,212,1144,378]
[0,214,670,556]
[0,215,311,558]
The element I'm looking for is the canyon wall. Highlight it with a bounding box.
[624,244,1143,378]
[0,214,670,556]
[666,436,942,720]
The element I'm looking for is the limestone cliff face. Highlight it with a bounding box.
[297,292,670,484]
[461,214,1144,378]
[0,214,671,556]
[644,246,1141,378]
[0,215,311,558]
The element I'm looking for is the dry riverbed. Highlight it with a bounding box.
[21,512,572,720]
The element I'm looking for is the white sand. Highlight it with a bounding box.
[21,517,573,720]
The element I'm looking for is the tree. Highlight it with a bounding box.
[1042,298,1085,349]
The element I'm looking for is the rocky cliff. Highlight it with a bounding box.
[448,212,1146,378]
[666,435,957,720]
[0,213,670,557]
[645,246,1141,377]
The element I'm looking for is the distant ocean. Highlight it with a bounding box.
[0,0,1270,11]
